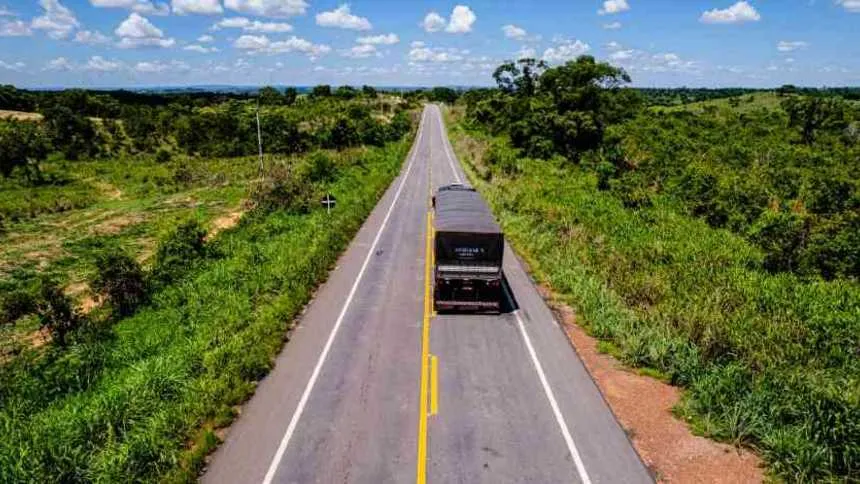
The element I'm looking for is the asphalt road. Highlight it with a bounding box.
[202,105,652,484]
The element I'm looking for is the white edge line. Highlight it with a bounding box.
[261,108,429,484]
[434,105,463,184]
[514,310,592,484]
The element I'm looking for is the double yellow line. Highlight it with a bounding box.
[417,202,439,483]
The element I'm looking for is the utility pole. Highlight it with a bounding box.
[256,99,264,178]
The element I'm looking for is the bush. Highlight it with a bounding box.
[251,165,315,214]
[151,220,208,286]
[155,148,172,164]
[92,248,148,317]
[35,277,81,347]
[0,288,37,324]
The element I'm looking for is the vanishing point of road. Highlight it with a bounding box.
[202,105,653,484]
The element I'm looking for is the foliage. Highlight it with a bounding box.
[0,138,410,483]
[0,119,49,179]
[35,277,82,347]
[92,248,148,317]
[464,56,641,162]
[42,106,99,160]
[449,119,860,481]
[150,219,208,286]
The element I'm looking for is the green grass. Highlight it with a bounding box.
[0,138,410,482]
[447,110,859,482]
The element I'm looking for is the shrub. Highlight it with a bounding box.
[748,209,809,274]
[35,277,81,347]
[92,248,148,317]
[251,165,315,214]
[0,288,37,324]
[151,220,208,286]
[155,148,172,164]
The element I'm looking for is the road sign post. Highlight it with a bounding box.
[321,194,337,215]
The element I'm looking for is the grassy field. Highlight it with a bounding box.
[0,135,411,481]
[446,107,859,482]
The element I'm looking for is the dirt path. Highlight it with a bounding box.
[546,293,764,483]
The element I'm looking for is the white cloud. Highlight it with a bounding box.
[184,43,218,52]
[700,1,760,24]
[421,11,445,32]
[74,29,111,44]
[777,40,808,52]
[44,56,73,70]
[233,33,331,57]
[316,4,371,31]
[605,40,623,51]
[342,43,378,58]
[85,55,123,71]
[411,40,425,48]
[0,60,25,71]
[598,0,629,15]
[836,0,860,12]
[0,20,32,36]
[408,45,467,62]
[198,33,214,42]
[603,21,622,29]
[446,5,476,33]
[172,0,222,15]
[516,46,536,59]
[542,40,590,62]
[31,0,80,39]
[115,12,175,48]
[224,0,307,18]
[116,12,162,37]
[89,0,169,16]
[0,7,14,16]
[134,59,190,72]
[609,49,635,60]
[356,33,399,45]
[502,24,526,40]
[784,57,795,63]
[214,17,292,32]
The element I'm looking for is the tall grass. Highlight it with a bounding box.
[448,117,859,482]
[0,139,409,482]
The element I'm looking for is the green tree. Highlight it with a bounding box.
[283,87,298,105]
[0,120,49,179]
[42,105,98,160]
[92,248,148,317]
[361,85,377,98]
[311,85,332,98]
[258,86,283,105]
[782,96,848,144]
[335,85,358,100]
[492,58,547,96]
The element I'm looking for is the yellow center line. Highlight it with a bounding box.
[416,208,433,484]
[430,354,439,416]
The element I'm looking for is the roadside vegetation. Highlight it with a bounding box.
[451,57,859,481]
[0,85,415,481]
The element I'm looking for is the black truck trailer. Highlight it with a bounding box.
[433,184,504,312]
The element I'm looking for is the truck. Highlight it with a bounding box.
[433,183,504,312]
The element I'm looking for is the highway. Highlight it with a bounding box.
[202,105,652,484]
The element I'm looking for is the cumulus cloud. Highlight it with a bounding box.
[408,44,467,62]
[446,5,476,33]
[233,33,331,57]
[356,33,399,45]
[224,0,308,17]
[836,0,860,12]
[598,0,629,15]
[0,7,14,16]
[421,11,445,32]
[197,33,214,42]
[31,0,80,39]
[341,43,378,58]
[0,19,32,36]
[89,0,169,16]
[172,0,222,15]
[74,29,111,44]
[777,40,808,52]
[422,5,476,34]
[603,21,622,29]
[515,46,536,59]
[700,1,760,24]
[316,4,371,30]
[0,60,25,71]
[542,40,590,62]
[184,43,218,52]
[45,56,73,70]
[85,55,123,71]
[115,12,175,48]
[502,24,526,40]
[134,59,189,72]
[214,16,293,32]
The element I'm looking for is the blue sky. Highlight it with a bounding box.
[0,0,858,88]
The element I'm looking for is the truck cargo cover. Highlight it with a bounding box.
[434,187,502,235]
